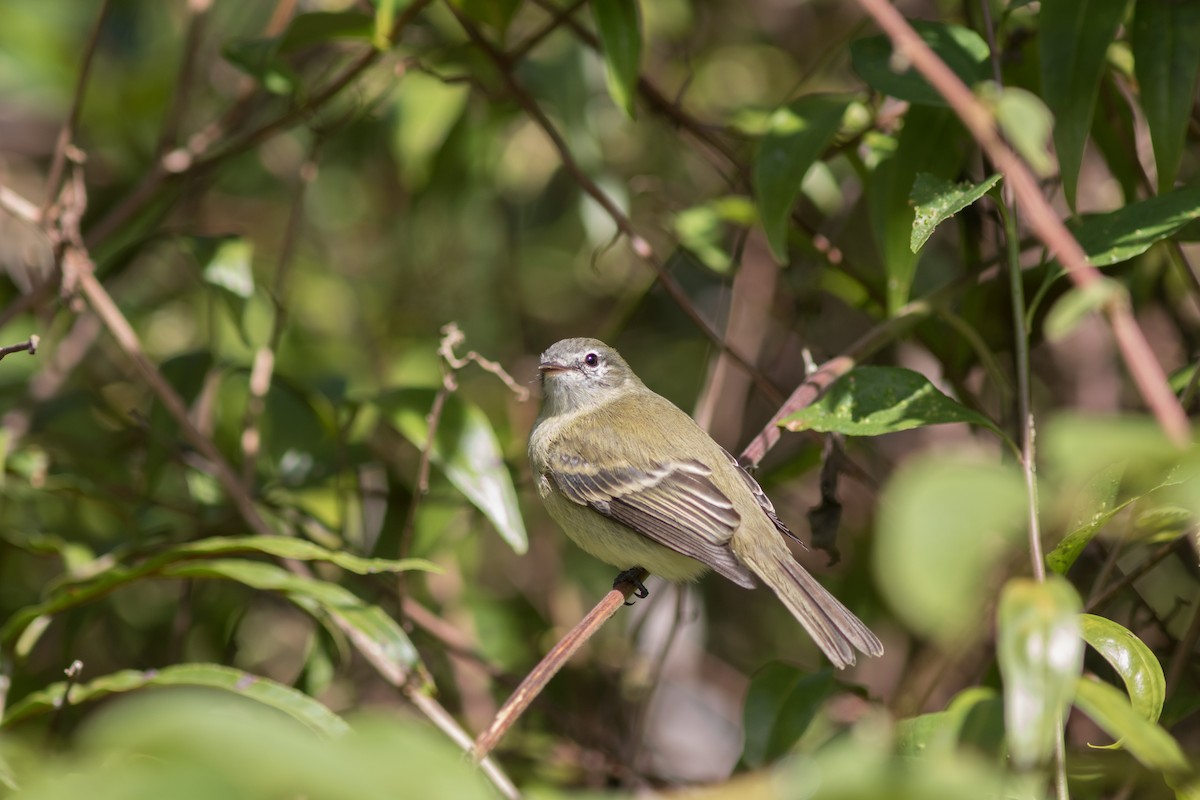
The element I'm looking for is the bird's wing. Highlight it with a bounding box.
[545,440,757,588]
[722,448,804,545]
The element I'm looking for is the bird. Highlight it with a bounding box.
[528,337,883,668]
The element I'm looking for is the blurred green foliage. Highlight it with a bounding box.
[0,0,1199,798]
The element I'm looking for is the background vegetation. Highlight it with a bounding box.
[0,0,1199,797]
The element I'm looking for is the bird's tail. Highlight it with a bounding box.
[733,535,884,669]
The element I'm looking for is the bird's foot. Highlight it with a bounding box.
[613,567,649,605]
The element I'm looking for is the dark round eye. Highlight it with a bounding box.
[584,352,599,367]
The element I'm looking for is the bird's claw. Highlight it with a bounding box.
[613,567,649,604]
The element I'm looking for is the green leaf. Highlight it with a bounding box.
[874,456,1027,645]
[909,172,1001,253]
[867,106,964,313]
[674,196,758,274]
[1073,186,1200,266]
[221,38,297,95]
[1042,414,1181,492]
[742,664,836,768]
[164,535,439,576]
[1043,277,1127,341]
[1046,462,1126,575]
[591,0,642,118]
[383,389,528,554]
[1080,614,1165,726]
[390,71,471,189]
[278,11,374,52]
[2,663,350,737]
[1132,0,1200,193]
[1073,675,1191,776]
[454,0,523,35]
[897,687,1004,756]
[754,95,850,263]
[1038,0,1131,208]
[781,366,1001,437]
[159,559,423,687]
[996,577,1084,768]
[990,86,1056,178]
[850,21,990,106]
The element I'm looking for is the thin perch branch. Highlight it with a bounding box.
[472,569,648,761]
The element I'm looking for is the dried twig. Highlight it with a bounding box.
[42,0,111,215]
[0,336,39,362]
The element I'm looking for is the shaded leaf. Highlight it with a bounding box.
[221,38,297,95]
[454,0,523,35]
[910,172,1001,253]
[997,577,1084,768]
[1073,676,1191,777]
[1043,277,1127,341]
[383,389,528,553]
[278,11,374,52]
[2,663,349,737]
[991,86,1056,178]
[1080,614,1165,726]
[754,95,850,263]
[742,664,836,768]
[851,22,990,106]
[1132,0,1200,193]
[782,366,1001,437]
[875,456,1027,645]
[591,0,641,118]
[867,106,964,312]
[1073,186,1200,266]
[1046,462,1125,575]
[1038,0,1131,207]
[160,559,423,687]
[897,687,1004,756]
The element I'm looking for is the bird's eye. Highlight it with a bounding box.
[584,352,599,368]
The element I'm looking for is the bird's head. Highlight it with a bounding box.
[536,338,640,415]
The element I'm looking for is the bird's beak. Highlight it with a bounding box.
[537,360,569,374]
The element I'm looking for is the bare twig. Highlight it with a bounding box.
[854,0,1190,446]
[472,569,648,761]
[46,659,84,740]
[448,6,784,406]
[0,184,39,224]
[0,336,39,362]
[1084,538,1183,613]
[508,0,588,63]
[155,0,214,156]
[405,686,521,800]
[240,151,318,486]
[42,0,112,215]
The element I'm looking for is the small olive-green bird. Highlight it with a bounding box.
[528,338,883,668]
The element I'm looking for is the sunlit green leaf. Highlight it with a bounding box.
[782,366,1001,437]
[850,21,990,106]
[674,196,758,274]
[909,172,1000,254]
[1039,0,1131,207]
[1073,186,1200,266]
[997,577,1084,768]
[875,456,1027,645]
[591,0,641,118]
[742,664,836,768]
[383,389,528,554]
[1080,614,1165,727]
[2,663,349,737]
[163,535,439,576]
[1132,0,1200,193]
[754,95,850,263]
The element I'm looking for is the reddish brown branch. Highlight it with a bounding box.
[853,0,1190,446]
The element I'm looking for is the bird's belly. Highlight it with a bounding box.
[541,490,709,583]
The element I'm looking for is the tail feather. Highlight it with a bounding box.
[735,538,884,669]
